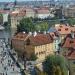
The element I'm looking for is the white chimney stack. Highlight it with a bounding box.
[33,31,37,37]
[71,32,75,38]
[43,31,46,34]
[29,32,32,35]
[23,31,25,34]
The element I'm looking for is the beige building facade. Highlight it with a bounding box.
[63,7,75,17]
[12,32,54,61]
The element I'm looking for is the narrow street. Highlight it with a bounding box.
[0,28,31,75]
[0,29,26,75]
[0,39,21,75]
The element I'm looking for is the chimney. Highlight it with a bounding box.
[43,31,46,34]
[33,31,37,37]
[55,24,60,27]
[23,31,25,34]
[29,32,32,35]
[71,32,75,38]
[66,23,69,26]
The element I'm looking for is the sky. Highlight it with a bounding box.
[0,0,50,2]
[0,0,56,2]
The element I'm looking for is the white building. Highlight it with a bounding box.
[3,13,9,23]
[35,7,52,19]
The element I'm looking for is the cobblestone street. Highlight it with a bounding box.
[0,39,21,75]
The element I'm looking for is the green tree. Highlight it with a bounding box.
[4,22,8,26]
[35,66,48,75]
[43,55,68,75]
[17,18,35,33]
[35,21,49,31]
[30,53,37,61]
[66,18,75,26]
[38,72,48,75]
[0,14,3,24]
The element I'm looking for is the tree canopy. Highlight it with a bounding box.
[66,18,75,26]
[30,53,37,61]
[0,14,3,24]
[35,21,49,31]
[43,55,68,75]
[17,18,35,33]
[17,18,49,33]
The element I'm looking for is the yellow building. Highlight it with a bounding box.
[12,32,54,61]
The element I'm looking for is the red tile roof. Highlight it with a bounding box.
[62,34,75,48]
[66,49,75,60]
[0,10,11,14]
[35,7,50,14]
[49,32,59,39]
[10,10,26,17]
[12,32,28,40]
[12,32,53,46]
[28,34,53,46]
[71,26,75,33]
[55,24,71,35]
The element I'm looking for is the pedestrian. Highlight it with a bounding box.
[6,67,8,71]
[6,72,7,75]
[11,64,12,67]
[9,60,11,63]
[1,60,2,63]
[3,72,4,75]
[2,63,4,66]
[4,66,6,70]
[13,67,14,71]
[8,60,9,63]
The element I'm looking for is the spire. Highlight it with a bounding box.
[14,0,17,6]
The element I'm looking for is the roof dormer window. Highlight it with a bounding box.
[65,28,68,31]
[60,26,62,28]
[58,29,61,31]
[70,40,74,43]
[52,34,54,37]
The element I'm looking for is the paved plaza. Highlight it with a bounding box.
[0,39,21,75]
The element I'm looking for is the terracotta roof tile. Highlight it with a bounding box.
[49,32,59,39]
[62,34,75,48]
[10,10,26,17]
[12,33,53,46]
[0,10,11,14]
[12,32,28,40]
[66,49,75,60]
[35,7,50,14]
[28,34,53,46]
[71,27,75,32]
[55,24,71,35]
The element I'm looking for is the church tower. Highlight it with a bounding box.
[14,0,17,6]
